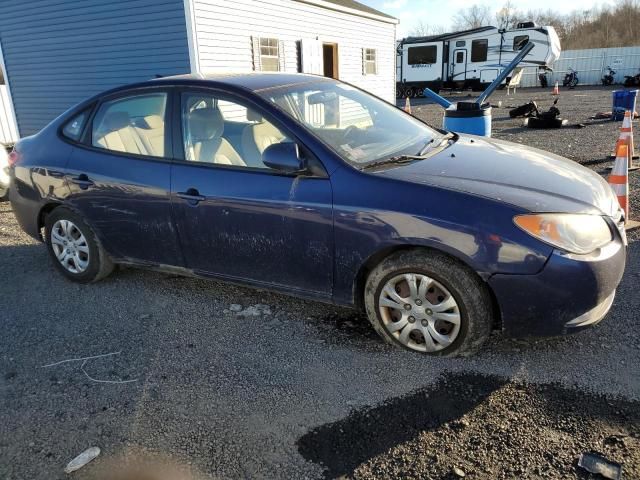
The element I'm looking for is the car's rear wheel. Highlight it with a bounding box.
[0,186,8,201]
[45,207,114,283]
[364,250,492,357]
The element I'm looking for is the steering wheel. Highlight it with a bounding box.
[342,125,360,142]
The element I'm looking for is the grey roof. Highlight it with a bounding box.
[297,0,397,20]
[400,26,497,45]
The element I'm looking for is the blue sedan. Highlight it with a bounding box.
[8,73,626,356]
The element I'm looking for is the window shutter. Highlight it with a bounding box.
[278,40,286,72]
[252,36,262,71]
[362,48,366,75]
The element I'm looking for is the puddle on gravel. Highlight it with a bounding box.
[298,372,640,479]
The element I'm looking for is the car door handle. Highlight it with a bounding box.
[69,174,94,189]
[177,188,206,204]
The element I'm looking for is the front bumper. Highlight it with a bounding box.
[489,238,626,337]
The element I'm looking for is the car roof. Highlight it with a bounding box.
[106,72,337,96]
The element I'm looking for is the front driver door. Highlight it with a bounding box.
[170,90,333,298]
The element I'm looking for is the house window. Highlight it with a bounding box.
[259,38,280,72]
[408,45,438,65]
[513,35,529,51]
[364,48,377,75]
[471,39,488,62]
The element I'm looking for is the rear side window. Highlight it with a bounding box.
[471,39,488,62]
[408,46,437,65]
[62,110,90,141]
[91,93,167,158]
[513,35,529,51]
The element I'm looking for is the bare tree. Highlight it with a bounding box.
[409,20,432,37]
[452,4,492,30]
[496,0,519,29]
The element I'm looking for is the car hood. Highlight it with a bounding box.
[377,135,619,216]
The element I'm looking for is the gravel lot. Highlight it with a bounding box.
[1,86,639,480]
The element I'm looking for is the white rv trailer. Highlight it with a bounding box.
[396,23,561,97]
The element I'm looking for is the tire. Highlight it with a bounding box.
[44,207,114,283]
[364,249,492,357]
[0,186,8,201]
[570,78,578,88]
[526,116,564,129]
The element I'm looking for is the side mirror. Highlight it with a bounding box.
[262,142,305,174]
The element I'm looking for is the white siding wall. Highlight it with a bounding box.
[191,0,397,102]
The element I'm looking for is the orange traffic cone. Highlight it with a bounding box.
[609,143,629,222]
[404,96,412,114]
[610,110,639,170]
[552,81,559,95]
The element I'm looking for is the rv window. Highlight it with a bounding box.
[471,39,488,62]
[364,48,377,75]
[456,51,464,63]
[259,37,280,72]
[408,46,437,65]
[455,40,465,47]
[513,35,529,51]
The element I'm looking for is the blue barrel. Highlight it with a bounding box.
[443,102,492,137]
[612,89,638,121]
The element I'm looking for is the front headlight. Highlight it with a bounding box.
[514,213,612,255]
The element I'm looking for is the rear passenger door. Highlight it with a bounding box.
[64,88,183,266]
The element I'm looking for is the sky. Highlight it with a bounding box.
[359,0,616,37]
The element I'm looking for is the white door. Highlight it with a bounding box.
[0,43,19,145]
[452,49,467,83]
[301,39,323,75]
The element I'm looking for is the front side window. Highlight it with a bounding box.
[408,45,437,65]
[259,38,280,72]
[471,39,488,62]
[363,48,377,75]
[62,109,90,141]
[258,81,439,167]
[181,92,289,169]
[91,93,167,157]
[513,35,529,51]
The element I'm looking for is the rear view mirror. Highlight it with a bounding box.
[308,91,338,105]
[263,142,304,174]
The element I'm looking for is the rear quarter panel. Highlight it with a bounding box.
[10,129,73,238]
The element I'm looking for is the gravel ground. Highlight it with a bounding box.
[1,86,639,480]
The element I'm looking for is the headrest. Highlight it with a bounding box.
[102,111,130,132]
[142,114,164,130]
[246,108,264,123]
[187,108,224,141]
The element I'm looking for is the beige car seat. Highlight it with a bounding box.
[135,114,165,157]
[185,108,245,166]
[241,110,287,167]
[93,111,149,155]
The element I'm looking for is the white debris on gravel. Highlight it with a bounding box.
[63,447,100,474]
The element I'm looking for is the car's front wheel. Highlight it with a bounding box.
[364,250,492,356]
[45,207,114,283]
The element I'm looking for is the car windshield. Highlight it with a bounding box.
[256,80,440,167]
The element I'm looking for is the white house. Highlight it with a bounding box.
[0,0,398,142]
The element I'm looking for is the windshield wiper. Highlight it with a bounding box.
[361,132,458,171]
[418,132,458,155]
[360,154,428,170]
